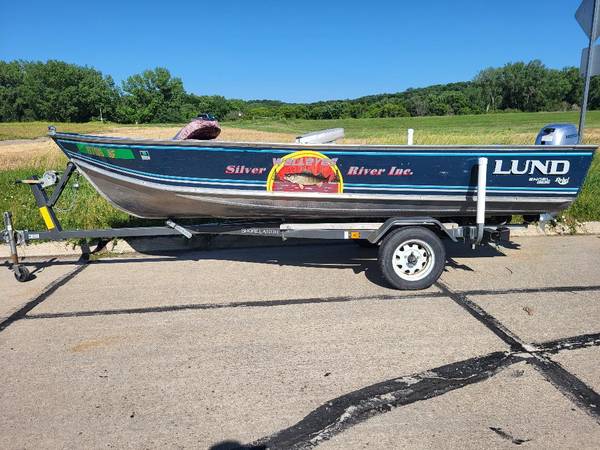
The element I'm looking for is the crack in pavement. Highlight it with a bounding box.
[437,281,600,424]
[464,284,600,297]
[242,283,600,449]
[536,332,600,354]
[528,357,600,419]
[3,260,600,448]
[245,330,600,449]
[0,254,89,334]
[489,426,531,445]
[249,352,519,450]
[21,284,600,322]
[23,292,444,320]
[437,282,526,352]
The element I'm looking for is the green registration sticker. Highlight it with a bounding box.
[76,143,135,160]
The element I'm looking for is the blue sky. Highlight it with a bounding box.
[0,0,590,102]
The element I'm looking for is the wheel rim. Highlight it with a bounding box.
[391,239,435,281]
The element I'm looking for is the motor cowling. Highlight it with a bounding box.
[535,123,579,145]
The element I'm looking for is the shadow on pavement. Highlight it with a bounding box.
[4,239,519,289]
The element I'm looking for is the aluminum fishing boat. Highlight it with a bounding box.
[49,125,596,221]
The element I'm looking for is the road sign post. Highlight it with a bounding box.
[577,0,600,141]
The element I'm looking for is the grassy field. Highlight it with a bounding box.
[1,112,599,232]
[229,111,600,145]
[0,121,181,141]
[0,167,138,230]
[5,111,600,143]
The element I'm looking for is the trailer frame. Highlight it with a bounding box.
[2,158,509,287]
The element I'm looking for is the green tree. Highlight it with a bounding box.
[561,67,583,107]
[0,60,118,122]
[474,67,502,112]
[0,57,594,123]
[0,60,25,120]
[587,76,600,109]
[496,61,552,111]
[117,67,186,123]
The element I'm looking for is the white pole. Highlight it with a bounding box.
[476,157,488,245]
[407,128,414,145]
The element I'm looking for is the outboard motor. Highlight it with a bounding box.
[535,123,579,145]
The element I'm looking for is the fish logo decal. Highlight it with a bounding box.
[267,151,343,193]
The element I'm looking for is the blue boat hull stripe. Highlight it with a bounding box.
[65,151,578,196]
[57,139,593,157]
[75,159,576,204]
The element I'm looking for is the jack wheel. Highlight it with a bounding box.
[13,265,31,282]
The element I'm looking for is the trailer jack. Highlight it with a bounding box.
[3,212,29,282]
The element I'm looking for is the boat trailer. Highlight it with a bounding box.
[2,158,511,289]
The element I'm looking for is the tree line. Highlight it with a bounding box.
[1,59,599,123]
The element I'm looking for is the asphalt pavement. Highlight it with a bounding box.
[1,235,599,449]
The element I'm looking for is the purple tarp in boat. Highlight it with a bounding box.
[173,114,221,140]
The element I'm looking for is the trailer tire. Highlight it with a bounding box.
[378,227,445,290]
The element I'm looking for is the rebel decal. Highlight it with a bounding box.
[267,151,343,193]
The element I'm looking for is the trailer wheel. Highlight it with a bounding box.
[378,227,445,290]
[13,265,31,283]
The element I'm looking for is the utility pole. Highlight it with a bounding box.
[577,0,600,142]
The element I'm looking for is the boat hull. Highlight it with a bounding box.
[52,133,596,220]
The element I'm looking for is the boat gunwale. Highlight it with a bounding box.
[50,132,598,152]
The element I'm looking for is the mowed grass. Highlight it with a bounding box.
[0,121,182,141]
[0,121,111,141]
[230,111,600,145]
[1,112,599,232]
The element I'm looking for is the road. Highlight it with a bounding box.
[1,235,599,449]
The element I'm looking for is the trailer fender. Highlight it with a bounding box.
[368,217,459,244]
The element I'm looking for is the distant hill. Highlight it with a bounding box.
[0,59,594,123]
